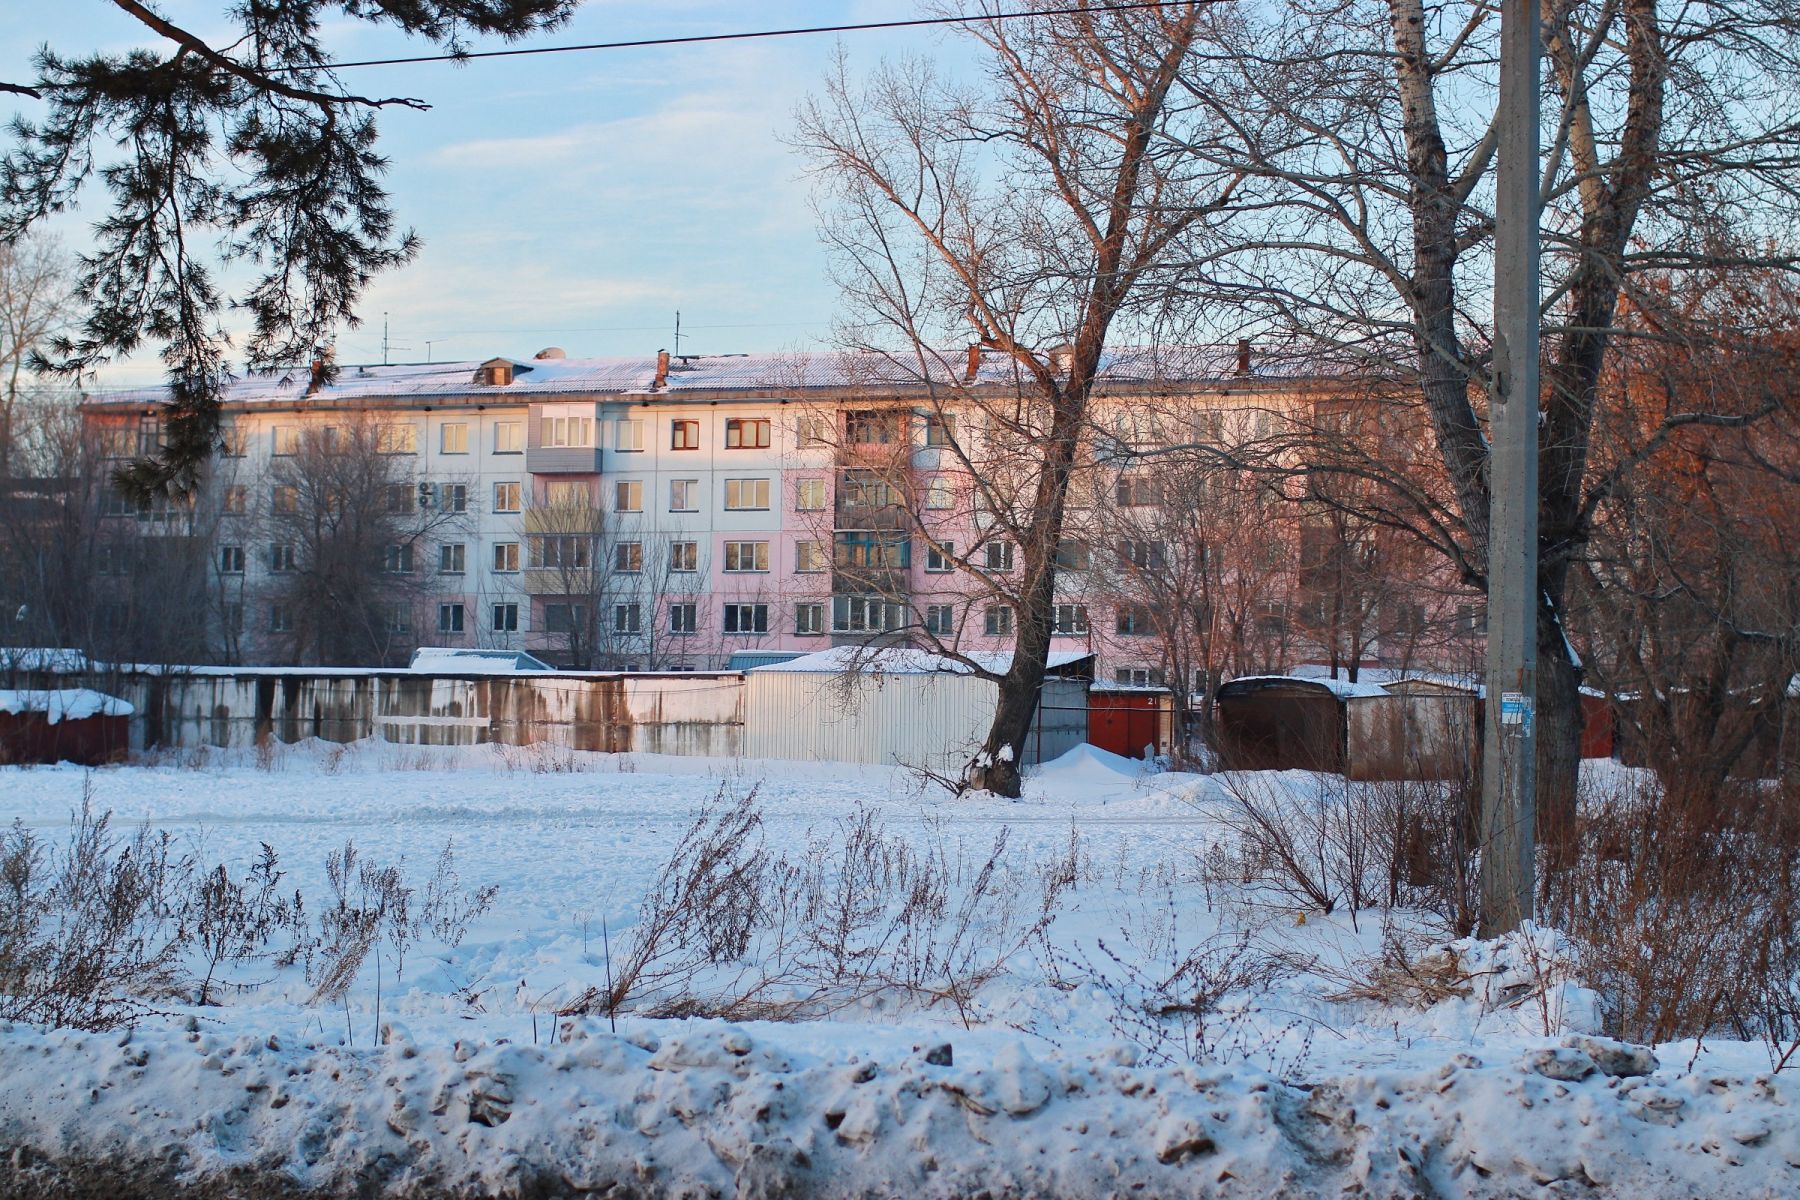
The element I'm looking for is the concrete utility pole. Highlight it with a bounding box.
[1481,0,1541,936]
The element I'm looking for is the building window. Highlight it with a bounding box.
[669,540,699,572]
[724,541,769,572]
[378,424,418,455]
[1114,666,1164,688]
[835,531,909,569]
[1116,604,1153,635]
[924,604,956,636]
[794,540,826,573]
[544,480,589,508]
[797,413,832,447]
[438,603,465,634]
[724,478,770,510]
[494,422,523,453]
[924,412,955,447]
[614,602,642,634]
[669,479,698,512]
[1055,540,1090,571]
[270,544,297,573]
[439,543,466,574]
[924,478,953,510]
[669,602,697,635]
[615,541,644,573]
[795,477,826,511]
[492,602,519,633]
[272,425,299,456]
[218,422,246,457]
[386,483,416,514]
[794,602,824,636]
[1115,475,1161,507]
[218,545,244,574]
[544,603,587,635]
[1053,604,1090,635]
[385,543,415,574]
[723,603,769,635]
[493,542,520,572]
[839,469,896,509]
[832,595,903,633]
[725,418,771,449]
[221,484,248,515]
[670,419,700,450]
[983,541,1015,572]
[845,409,897,444]
[615,418,644,452]
[925,541,954,573]
[493,481,522,513]
[614,479,643,512]
[542,411,594,448]
[441,423,469,454]
[984,605,1014,636]
[270,604,294,633]
[532,535,591,569]
[1117,540,1167,571]
[444,483,468,513]
[387,604,412,634]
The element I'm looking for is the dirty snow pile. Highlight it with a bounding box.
[4,1018,1796,1198]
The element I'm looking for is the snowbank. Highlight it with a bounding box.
[1,1020,1793,1198]
[0,688,133,723]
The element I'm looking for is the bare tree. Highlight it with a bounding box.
[0,234,75,476]
[797,2,1240,795]
[1177,0,1800,831]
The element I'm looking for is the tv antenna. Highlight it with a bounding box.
[381,313,411,365]
[673,310,683,357]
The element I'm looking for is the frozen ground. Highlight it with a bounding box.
[0,740,1795,1197]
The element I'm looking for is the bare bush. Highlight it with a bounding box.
[187,843,296,1005]
[0,790,187,1029]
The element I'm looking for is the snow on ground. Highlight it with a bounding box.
[0,742,1794,1196]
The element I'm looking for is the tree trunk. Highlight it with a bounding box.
[968,655,1048,797]
[1534,596,1583,857]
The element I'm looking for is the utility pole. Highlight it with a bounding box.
[1481,0,1541,935]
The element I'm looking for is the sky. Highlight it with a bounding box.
[0,1,980,388]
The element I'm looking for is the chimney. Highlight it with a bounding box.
[1235,339,1252,376]
[654,348,670,390]
[964,344,982,384]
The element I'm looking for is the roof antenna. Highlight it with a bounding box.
[380,313,410,366]
[673,309,682,358]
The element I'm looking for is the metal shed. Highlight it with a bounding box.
[0,689,133,765]
[1087,686,1173,760]
[743,647,1092,775]
[1343,678,1482,782]
[1214,675,1364,773]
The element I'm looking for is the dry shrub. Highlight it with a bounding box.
[1543,770,1800,1053]
[0,785,187,1029]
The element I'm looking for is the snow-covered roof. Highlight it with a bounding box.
[1221,674,1392,700]
[408,647,552,673]
[84,345,1351,409]
[750,646,1093,677]
[1288,664,1485,697]
[0,689,134,722]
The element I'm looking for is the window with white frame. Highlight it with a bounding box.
[725,418,771,449]
[794,540,826,573]
[724,478,770,510]
[794,477,826,511]
[1114,666,1164,688]
[669,479,699,512]
[832,595,904,633]
[924,604,956,636]
[438,543,466,574]
[493,481,522,512]
[270,543,297,573]
[532,536,591,569]
[1115,604,1153,635]
[1053,604,1089,635]
[493,542,520,572]
[669,602,697,635]
[924,412,955,446]
[491,602,519,633]
[614,480,642,512]
[723,603,768,634]
[924,478,953,510]
[541,406,594,448]
[438,603,465,634]
[440,423,469,454]
[615,418,644,452]
[669,540,699,572]
[378,424,418,455]
[614,602,642,634]
[796,413,831,447]
[925,541,954,573]
[544,479,589,508]
[615,541,643,573]
[794,602,824,636]
[385,543,414,574]
[218,545,244,574]
[443,483,468,513]
[494,422,523,453]
[983,541,1015,572]
[1117,540,1167,571]
[984,605,1014,636]
[724,541,769,572]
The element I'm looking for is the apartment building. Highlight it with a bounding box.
[77,345,1477,680]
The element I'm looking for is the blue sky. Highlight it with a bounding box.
[0,2,975,385]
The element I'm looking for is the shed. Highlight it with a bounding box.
[1214,675,1371,773]
[742,647,1092,775]
[1087,686,1173,760]
[0,689,133,765]
[1344,678,1482,781]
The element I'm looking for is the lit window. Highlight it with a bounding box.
[614,419,644,452]
[541,409,594,448]
[724,541,769,572]
[670,419,700,450]
[272,426,299,456]
[795,478,826,511]
[724,478,770,510]
[794,540,826,573]
[725,418,771,449]
[378,424,418,455]
[440,423,469,454]
[670,479,698,512]
[222,485,248,515]
[494,422,523,453]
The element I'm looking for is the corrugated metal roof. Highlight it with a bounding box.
[751,646,1092,676]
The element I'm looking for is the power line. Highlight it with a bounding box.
[279,2,1195,73]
